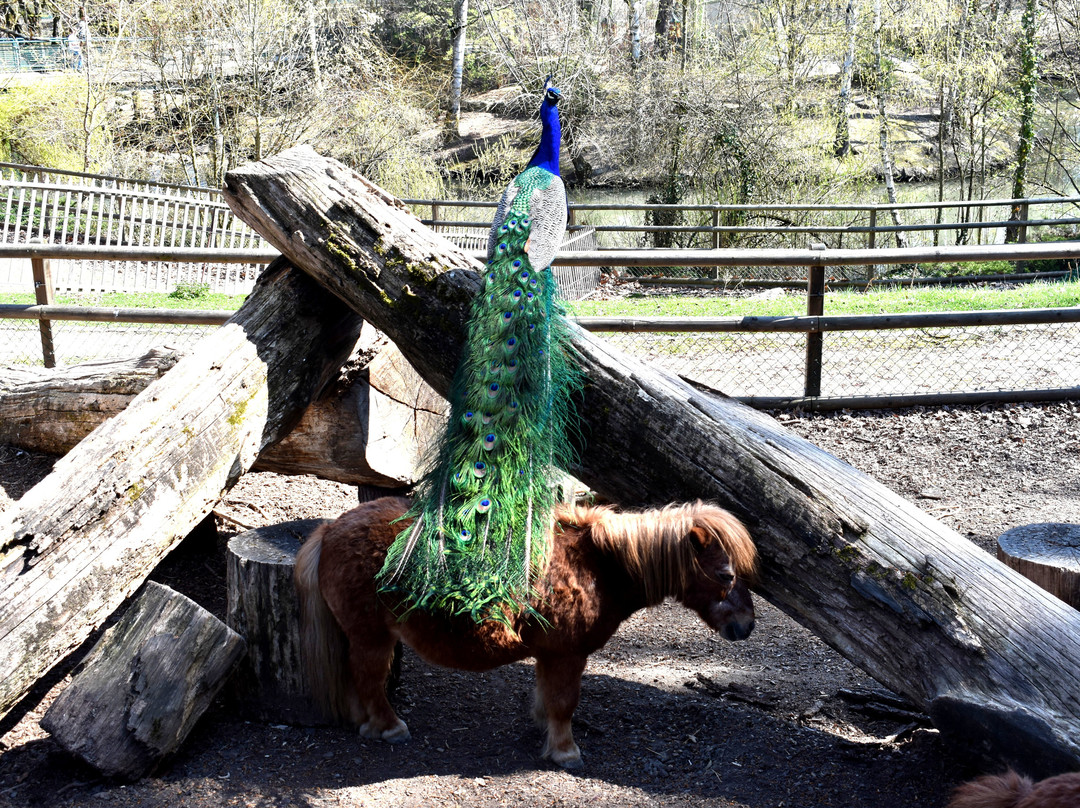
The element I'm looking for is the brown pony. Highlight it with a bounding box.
[294,496,757,768]
[947,770,1080,808]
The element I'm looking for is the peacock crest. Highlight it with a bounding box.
[377,77,580,622]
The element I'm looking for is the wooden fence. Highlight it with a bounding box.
[2,240,1078,409]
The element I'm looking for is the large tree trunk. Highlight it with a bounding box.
[223,147,1080,775]
[0,333,445,488]
[0,258,364,719]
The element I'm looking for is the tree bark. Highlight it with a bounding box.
[833,0,858,158]
[223,147,1080,775]
[226,520,329,725]
[873,0,908,249]
[0,258,364,720]
[0,334,445,488]
[449,0,469,137]
[40,581,245,779]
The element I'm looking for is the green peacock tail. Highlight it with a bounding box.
[377,168,581,623]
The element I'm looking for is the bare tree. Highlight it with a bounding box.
[449,0,469,136]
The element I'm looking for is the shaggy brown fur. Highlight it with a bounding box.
[947,770,1080,808]
[295,496,757,769]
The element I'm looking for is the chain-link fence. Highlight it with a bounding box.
[584,318,1080,406]
[0,318,220,367]
[5,311,1074,409]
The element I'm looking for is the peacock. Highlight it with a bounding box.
[377,77,580,623]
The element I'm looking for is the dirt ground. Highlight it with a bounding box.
[0,399,1078,808]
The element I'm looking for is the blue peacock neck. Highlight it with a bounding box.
[526,96,561,177]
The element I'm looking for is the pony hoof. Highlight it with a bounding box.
[359,719,411,743]
[545,745,583,769]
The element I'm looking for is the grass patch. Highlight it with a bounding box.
[0,290,247,310]
[566,279,1080,318]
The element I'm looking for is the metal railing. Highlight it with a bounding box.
[2,241,1078,409]
[401,195,1080,278]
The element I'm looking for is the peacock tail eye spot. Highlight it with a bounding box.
[487,383,500,397]
[473,462,486,477]
[512,289,523,299]
[482,412,493,424]
[476,498,492,514]
[459,529,472,542]
[507,337,516,348]
[462,410,474,422]
[498,243,507,252]
[501,225,508,232]
[523,217,530,224]
[483,433,497,450]
[512,260,522,268]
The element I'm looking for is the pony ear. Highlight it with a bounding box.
[689,526,712,550]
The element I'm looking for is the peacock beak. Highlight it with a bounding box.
[545,88,562,104]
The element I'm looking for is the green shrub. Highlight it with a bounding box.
[169,282,211,300]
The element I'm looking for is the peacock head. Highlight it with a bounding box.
[543,74,562,106]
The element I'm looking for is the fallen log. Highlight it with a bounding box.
[0,258,364,719]
[223,146,1080,776]
[40,581,245,779]
[0,330,445,488]
[0,347,182,455]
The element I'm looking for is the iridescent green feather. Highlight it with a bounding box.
[377,166,580,623]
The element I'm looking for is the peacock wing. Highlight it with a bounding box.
[522,175,568,272]
[487,181,520,261]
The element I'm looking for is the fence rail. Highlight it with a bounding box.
[1,241,1078,410]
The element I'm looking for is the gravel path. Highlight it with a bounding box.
[0,399,1077,808]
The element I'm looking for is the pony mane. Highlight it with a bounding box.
[557,501,757,606]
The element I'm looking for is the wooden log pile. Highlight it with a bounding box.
[0,327,445,487]
[0,258,364,720]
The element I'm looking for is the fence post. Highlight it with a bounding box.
[431,202,440,228]
[1018,201,1029,244]
[31,251,57,368]
[804,243,826,399]
[867,208,877,282]
[567,205,577,228]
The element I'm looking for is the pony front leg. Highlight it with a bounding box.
[348,639,410,743]
[534,655,587,769]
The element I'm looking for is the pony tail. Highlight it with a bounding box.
[295,528,353,724]
[946,770,1033,808]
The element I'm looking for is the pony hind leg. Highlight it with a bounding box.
[534,655,587,769]
[348,633,411,742]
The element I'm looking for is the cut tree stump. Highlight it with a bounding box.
[40,581,245,779]
[997,523,1080,610]
[222,146,1080,776]
[226,519,329,725]
[0,327,445,488]
[0,258,364,720]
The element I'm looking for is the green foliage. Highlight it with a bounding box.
[566,279,1080,318]
[0,77,104,169]
[0,290,246,310]
[169,282,211,300]
[372,0,452,64]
